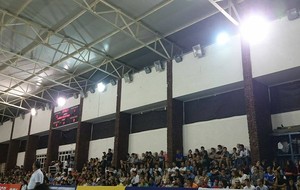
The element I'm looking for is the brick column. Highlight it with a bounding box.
[45,106,60,170]
[6,118,19,171]
[241,39,273,163]
[167,60,184,163]
[0,144,9,163]
[6,140,20,171]
[113,79,131,168]
[23,115,37,172]
[75,122,91,171]
[45,130,61,170]
[24,135,39,172]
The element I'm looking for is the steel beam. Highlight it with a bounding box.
[208,0,240,25]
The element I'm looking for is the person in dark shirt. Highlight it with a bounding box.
[273,169,287,190]
[106,148,113,167]
[175,150,184,167]
[287,178,297,190]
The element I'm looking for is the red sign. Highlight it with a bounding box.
[52,105,80,128]
[0,184,21,190]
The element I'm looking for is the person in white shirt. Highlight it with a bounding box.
[256,179,268,190]
[27,161,44,190]
[130,170,140,186]
[244,178,255,190]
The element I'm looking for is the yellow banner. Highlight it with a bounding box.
[77,186,125,190]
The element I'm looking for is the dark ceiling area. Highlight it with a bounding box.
[0,0,297,122]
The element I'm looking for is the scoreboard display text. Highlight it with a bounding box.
[52,105,80,128]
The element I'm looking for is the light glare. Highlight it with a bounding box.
[216,32,230,45]
[64,65,69,70]
[240,15,269,44]
[97,82,106,92]
[57,97,66,107]
[31,108,37,116]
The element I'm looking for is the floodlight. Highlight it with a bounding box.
[154,60,164,72]
[57,97,66,107]
[192,44,204,58]
[31,108,37,116]
[110,79,117,86]
[97,82,106,92]
[174,55,183,63]
[144,66,151,74]
[124,73,133,83]
[73,93,79,99]
[240,14,270,44]
[80,90,87,98]
[89,86,96,94]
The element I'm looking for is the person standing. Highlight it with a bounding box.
[27,161,44,190]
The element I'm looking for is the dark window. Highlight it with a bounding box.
[92,120,115,140]
[131,110,167,133]
[60,128,77,145]
[270,81,300,114]
[38,135,49,149]
[184,89,246,124]
[19,140,27,152]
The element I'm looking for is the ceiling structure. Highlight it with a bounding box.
[0,0,295,122]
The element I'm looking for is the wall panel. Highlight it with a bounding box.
[31,109,52,135]
[13,114,30,139]
[16,152,25,167]
[54,97,80,112]
[128,128,167,155]
[252,18,300,78]
[0,120,13,143]
[36,148,47,155]
[183,116,249,153]
[88,137,115,159]
[82,84,117,121]
[59,143,76,152]
[271,110,300,130]
[121,70,167,111]
[173,35,243,98]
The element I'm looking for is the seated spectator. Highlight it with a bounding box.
[285,160,298,181]
[240,169,250,185]
[185,178,198,188]
[130,170,139,186]
[251,166,264,186]
[175,149,184,167]
[138,177,148,187]
[273,169,287,190]
[231,169,241,187]
[256,179,268,190]
[287,178,297,190]
[264,166,275,188]
[244,178,255,190]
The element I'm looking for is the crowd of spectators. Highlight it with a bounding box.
[2,144,300,189]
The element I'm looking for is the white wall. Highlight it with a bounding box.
[128,128,167,155]
[0,120,13,143]
[54,96,80,112]
[13,113,30,139]
[36,148,47,155]
[252,18,300,77]
[30,109,52,135]
[121,69,167,111]
[183,115,249,154]
[271,110,300,130]
[82,84,117,121]
[173,35,243,98]
[59,143,76,152]
[88,137,115,159]
[16,152,25,167]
